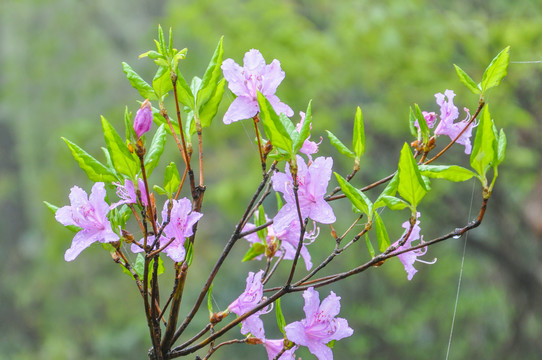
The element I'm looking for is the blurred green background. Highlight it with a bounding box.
[1,0,541,359]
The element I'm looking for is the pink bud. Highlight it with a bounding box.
[133,99,153,138]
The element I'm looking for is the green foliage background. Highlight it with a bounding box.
[1,0,541,359]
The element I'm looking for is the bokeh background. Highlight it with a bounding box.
[1,0,541,359]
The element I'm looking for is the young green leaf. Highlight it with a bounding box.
[44,201,81,232]
[164,162,181,196]
[242,243,266,262]
[353,106,366,159]
[197,36,224,110]
[326,130,355,158]
[413,104,429,144]
[122,62,157,100]
[101,116,139,178]
[293,100,312,154]
[144,124,167,176]
[374,173,399,209]
[62,137,118,182]
[397,143,429,208]
[275,298,287,336]
[257,91,293,155]
[481,46,510,93]
[374,212,390,252]
[470,106,498,178]
[380,195,409,210]
[365,233,376,258]
[454,64,481,95]
[207,283,214,315]
[334,172,372,215]
[418,165,475,182]
[153,66,173,100]
[175,69,195,110]
[199,78,226,129]
[496,129,507,166]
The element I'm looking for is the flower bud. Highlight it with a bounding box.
[133,99,153,139]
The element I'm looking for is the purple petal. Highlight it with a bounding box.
[267,94,294,117]
[64,230,100,261]
[260,59,286,95]
[243,49,266,72]
[307,157,333,198]
[241,313,265,339]
[302,287,320,320]
[306,339,334,360]
[222,58,250,97]
[319,291,341,318]
[284,321,309,347]
[223,96,259,124]
[308,199,336,225]
[55,205,77,227]
[89,182,110,218]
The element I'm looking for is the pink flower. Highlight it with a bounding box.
[263,339,298,360]
[272,156,336,232]
[243,216,318,270]
[131,198,203,262]
[414,111,438,129]
[392,213,436,280]
[296,111,321,160]
[55,182,119,261]
[228,270,268,339]
[133,99,153,138]
[221,49,293,124]
[285,287,353,360]
[433,90,476,154]
[110,178,148,208]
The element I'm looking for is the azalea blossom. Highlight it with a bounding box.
[228,270,268,339]
[414,111,438,129]
[133,99,153,138]
[392,213,436,280]
[55,182,119,261]
[272,156,336,232]
[284,287,353,360]
[263,339,298,360]
[243,215,319,270]
[221,49,293,124]
[131,198,203,262]
[295,111,321,160]
[433,90,476,154]
[110,178,148,208]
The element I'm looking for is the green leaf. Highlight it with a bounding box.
[326,130,355,158]
[153,185,168,195]
[374,212,390,252]
[124,106,134,142]
[470,106,498,178]
[276,192,283,210]
[481,46,510,93]
[275,298,286,336]
[353,106,366,158]
[133,254,145,279]
[101,147,115,171]
[255,205,268,241]
[258,91,293,155]
[418,165,475,182]
[334,172,372,215]
[454,64,481,95]
[185,242,193,267]
[164,162,181,196]
[412,104,429,144]
[374,173,399,209]
[380,195,409,210]
[199,78,226,129]
[207,283,214,315]
[101,116,139,178]
[44,201,81,232]
[197,36,224,110]
[144,124,167,176]
[397,143,428,208]
[242,243,266,262]
[293,100,312,154]
[62,137,118,182]
[496,129,507,166]
[408,109,418,138]
[365,233,376,258]
[153,65,173,100]
[122,62,157,100]
[175,69,195,110]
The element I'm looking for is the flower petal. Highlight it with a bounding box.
[222,58,249,97]
[223,96,259,124]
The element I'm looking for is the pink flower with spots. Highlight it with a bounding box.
[221,49,293,124]
[272,156,336,232]
[285,287,353,360]
[433,90,476,154]
[131,198,203,262]
[55,182,119,261]
[110,178,148,208]
[228,270,268,339]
